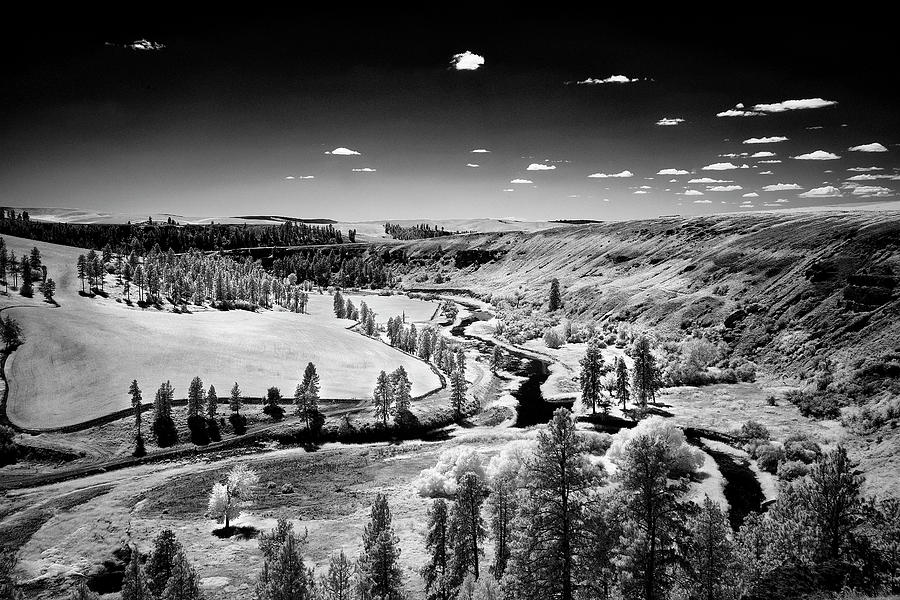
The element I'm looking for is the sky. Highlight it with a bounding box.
[3,7,899,222]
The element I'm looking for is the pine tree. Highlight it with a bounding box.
[391,366,412,419]
[579,341,605,414]
[490,346,502,374]
[450,473,486,587]
[256,525,312,600]
[631,335,661,408]
[296,362,321,431]
[186,376,208,444]
[152,381,178,447]
[146,529,183,597]
[450,369,467,420]
[121,546,154,600]
[129,380,145,457]
[8,250,19,289]
[333,289,346,318]
[685,496,737,600]
[1,315,24,350]
[29,247,41,271]
[41,278,56,303]
[800,445,864,561]
[160,550,201,600]
[358,494,404,600]
[230,382,242,413]
[187,376,203,417]
[206,385,221,442]
[488,462,515,579]
[615,357,631,411]
[422,499,452,600]
[320,550,352,600]
[76,254,87,293]
[373,370,393,426]
[548,278,562,311]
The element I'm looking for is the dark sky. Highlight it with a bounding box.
[3,6,898,221]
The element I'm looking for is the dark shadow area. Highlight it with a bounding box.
[213,525,259,540]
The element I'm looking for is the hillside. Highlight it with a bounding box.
[384,210,900,382]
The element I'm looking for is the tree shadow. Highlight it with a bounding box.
[212,525,259,540]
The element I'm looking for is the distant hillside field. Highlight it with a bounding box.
[0,236,441,430]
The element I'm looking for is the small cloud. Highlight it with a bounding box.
[451,51,485,71]
[759,171,774,175]
[720,152,749,158]
[127,39,165,51]
[693,199,713,204]
[798,186,842,198]
[657,168,690,175]
[466,163,480,168]
[775,199,790,203]
[588,170,633,178]
[573,75,641,84]
[633,190,649,194]
[702,162,747,171]
[793,150,841,160]
[284,176,295,180]
[683,189,704,196]
[284,175,315,180]
[656,117,685,126]
[743,136,789,144]
[352,167,376,172]
[851,185,893,197]
[848,142,888,153]
[751,151,777,158]
[470,148,491,153]
[847,166,883,172]
[526,163,556,171]
[752,98,838,113]
[502,188,515,192]
[326,147,361,156]
[510,178,533,184]
[742,192,759,198]
[717,105,764,117]
[762,183,803,191]
[708,185,743,192]
[689,177,732,184]
[758,160,782,164]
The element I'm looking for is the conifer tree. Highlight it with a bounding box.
[146,529,183,597]
[186,376,208,444]
[161,550,201,600]
[450,473,486,587]
[391,366,412,419]
[319,550,353,600]
[333,289,346,318]
[256,524,312,600]
[631,335,661,408]
[152,381,178,447]
[450,369,467,420]
[68,581,100,600]
[129,380,145,457]
[490,346,502,375]
[295,362,321,431]
[548,278,562,311]
[76,254,87,293]
[230,382,242,413]
[357,494,404,600]
[373,370,393,426]
[685,496,737,600]
[121,546,154,600]
[579,341,605,414]
[422,499,452,600]
[615,357,630,410]
[206,385,221,442]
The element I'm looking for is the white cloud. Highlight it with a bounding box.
[693,199,713,203]
[284,176,295,180]
[502,188,515,192]
[798,186,842,198]
[657,168,690,175]
[326,147,361,156]
[352,167,376,172]
[451,51,485,71]
[127,39,165,51]
[574,75,640,84]
[742,192,759,198]
[759,171,774,175]
[775,199,790,203]
[758,160,782,164]
[743,136,789,144]
[793,150,841,160]
[762,183,803,191]
[510,178,533,184]
[751,98,838,113]
[708,185,743,192]
[588,170,633,178]
[466,163,480,168]
[526,163,556,171]
[471,148,491,153]
[683,189,704,196]
[285,175,314,180]
[717,106,764,117]
[702,162,747,170]
[719,153,748,158]
[851,185,893,197]
[848,142,888,153]
[633,190,649,194]
[656,117,684,126]
[847,166,883,172]
[751,151,776,158]
[689,177,731,183]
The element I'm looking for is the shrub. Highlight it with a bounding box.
[543,327,564,349]
[582,430,613,455]
[0,425,17,466]
[783,433,822,464]
[739,420,770,442]
[607,416,705,477]
[785,389,843,420]
[207,418,221,443]
[229,413,247,435]
[756,443,784,474]
[777,460,809,481]
[187,415,210,445]
[262,403,284,421]
[735,360,757,382]
[414,447,486,497]
[152,415,179,448]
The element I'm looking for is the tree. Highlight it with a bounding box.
[208,463,259,530]
[800,445,864,561]
[18,255,32,297]
[319,550,353,600]
[490,346,502,375]
[358,494,404,600]
[206,385,221,442]
[487,460,515,579]
[152,381,178,447]
[68,581,100,600]
[631,335,662,408]
[295,362,321,431]
[161,550,201,600]
[256,523,312,600]
[373,370,393,426]
[264,386,285,420]
[146,529,184,597]
[391,366,412,421]
[38,278,56,303]
[1,315,23,349]
[548,278,562,311]
[685,496,737,600]
[450,368,467,420]
[8,251,19,289]
[229,381,247,434]
[0,425,17,467]
[186,376,208,445]
[121,546,154,600]
[579,342,605,414]
[29,247,41,271]
[333,289,346,318]
[615,357,631,410]
[1,548,24,600]
[449,473,486,587]
[506,408,600,600]
[423,499,453,600]
[230,382,243,413]
[129,380,145,457]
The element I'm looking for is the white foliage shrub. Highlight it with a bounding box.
[607,416,704,477]
[415,447,487,497]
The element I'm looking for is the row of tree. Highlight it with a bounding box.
[0,238,56,301]
[579,334,663,415]
[383,222,457,240]
[271,248,396,289]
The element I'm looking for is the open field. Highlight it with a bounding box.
[0,235,441,430]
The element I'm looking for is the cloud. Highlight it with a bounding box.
[526,163,556,171]
[451,51,485,71]
[851,185,893,197]
[708,185,743,192]
[326,147,361,156]
[720,153,749,158]
[574,75,641,84]
[759,171,774,175]
[693,199,713,204]
[762,183,803,191]
[502,188,515,192]
[798,186,842,198]
[847,166,883,172]
[588,170,633,178]
[466,163,480,168]
[510,178,533,184]
[657,168,690,175]
[775,199,790,203]
[717,103,764,117]
[689,177,731,183]
[742,192,759,198]
[752,98,838,113]
[284,175,315,180]
[127,39,165,51]
[656,117,684,126]
[743,136,789,144]
[352,167,376,172]
[751,151,777,158]
[683,189,704,196]
[848,142,888,153]
[470,148,491,153]
[633,190,649,194]
[702,162,748,170]
[793,150,840,160]
[758,160,782,164]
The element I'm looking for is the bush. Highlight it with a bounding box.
[739,420,770,442]
[777,460,809,481]
[229,412,247,435]
[281,483,294,494]
[415,447,486,497]
[785,389,843,420]
[783,433,822,464]
[582,430,613,455]
[152,415,179,447]
[262,403,284,421]
[756,443,784,474]
[187,414,210,445]
[735,360,757,382]
[543,327,565,349]
[0,425,17,466]
[207,418,221,443]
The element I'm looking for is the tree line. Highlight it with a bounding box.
[271,248,395,289]
[0,238,56,302]
[384,222,457,240]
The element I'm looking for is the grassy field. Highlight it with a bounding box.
[0,235,440,430]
